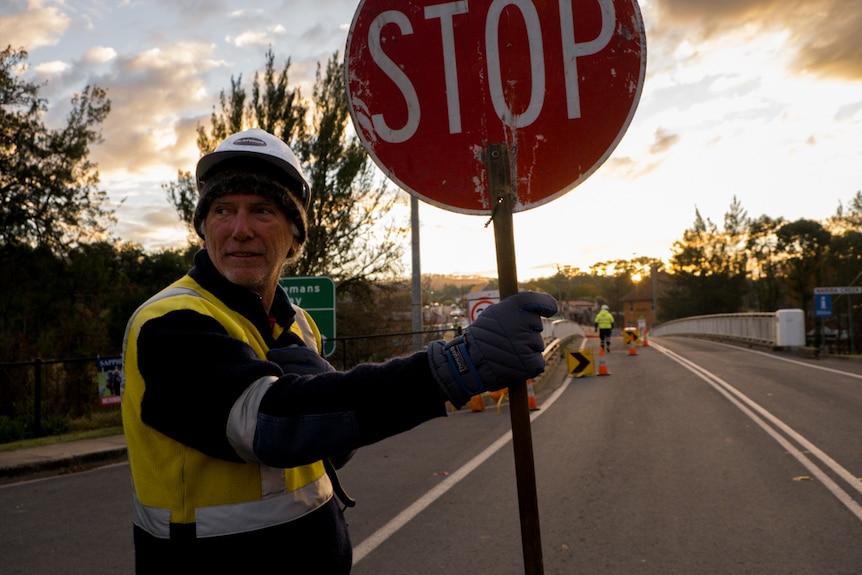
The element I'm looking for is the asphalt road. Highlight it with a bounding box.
[3,336,862,574]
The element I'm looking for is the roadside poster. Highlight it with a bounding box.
[97,356,124,406]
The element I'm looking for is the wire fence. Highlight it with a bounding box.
[0,326,460,444]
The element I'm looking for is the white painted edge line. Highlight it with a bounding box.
[651,341,862,523]
[352,376,573,565]
[696,338,862,381]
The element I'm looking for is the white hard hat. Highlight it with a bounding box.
[195,128,310,209]
[601,304,609,310]
[193,129,312,253]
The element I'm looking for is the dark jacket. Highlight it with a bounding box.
[124,249,447,573]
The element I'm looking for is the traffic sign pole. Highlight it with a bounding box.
[815,286,859,352]
[488,143,544,574]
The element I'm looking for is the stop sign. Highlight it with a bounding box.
[345,0,646,214]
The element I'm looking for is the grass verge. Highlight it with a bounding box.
[0,426,124,452]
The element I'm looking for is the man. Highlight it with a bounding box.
[595,304,614,352]
[122,128,556,573]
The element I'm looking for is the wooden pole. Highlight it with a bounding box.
[486,142,544,575]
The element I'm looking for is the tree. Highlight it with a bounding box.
[746,215,785,311]
[826,231,862,287]
[162,173,196,240]
[0,46,113,255]
[775,219,831,315]
[661,205,747,319]
[293,54,405,287]
[721,195,749,277]
[827,190,862,234]
[166,49,406,290]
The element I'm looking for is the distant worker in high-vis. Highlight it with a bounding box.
[595,304,615,352]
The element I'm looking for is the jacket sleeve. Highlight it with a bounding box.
[136,309,280,461]
[135,308,448,466]
[245,353,448,468]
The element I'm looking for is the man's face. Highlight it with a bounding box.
[203,193,299,302]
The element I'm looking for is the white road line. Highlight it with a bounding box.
[352,377,572,565]
[707,339,862,381]
[651,341,862,523]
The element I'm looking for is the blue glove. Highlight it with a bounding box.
[428,291,557,409]
[266,346,335,376]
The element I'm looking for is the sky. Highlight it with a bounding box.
[2,0,861,279]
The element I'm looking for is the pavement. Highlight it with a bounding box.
[0,434,128,485]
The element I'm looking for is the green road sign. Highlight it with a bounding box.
[279,276,336,357]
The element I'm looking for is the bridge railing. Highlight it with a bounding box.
[650,309,806,349]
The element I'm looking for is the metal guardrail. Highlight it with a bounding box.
[650,310,805,348]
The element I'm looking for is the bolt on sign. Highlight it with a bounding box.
[345,0,646,214]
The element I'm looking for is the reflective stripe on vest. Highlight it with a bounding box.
[123,280,331,538]
[290,303,320,350]
[132,472,332,539]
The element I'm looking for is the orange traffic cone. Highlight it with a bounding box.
[469,393,485,412]
[597,346,610,376]
[628,336,638,356]
[526,379,539,410]
[642,331,649,347]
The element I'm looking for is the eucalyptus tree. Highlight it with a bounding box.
[775,219,831,315]
[164,48,406,290]
[0,46,112,254]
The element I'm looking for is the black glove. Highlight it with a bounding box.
[266,345,335,376]
[428,291,557,409]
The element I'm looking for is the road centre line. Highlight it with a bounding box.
[651,341,862,523]
[352,377,573,565]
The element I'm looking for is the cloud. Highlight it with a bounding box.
[227,30,271,47]
[85,46,117,64]
[164,0,230,24]
[649,127,679,154]
[34,60,68,74]
[654,0,862,80]
[0,0,70,50]
[787,3,862,79]
[86,42,223,174]
[835,101,862,123]
[114,205,193,252]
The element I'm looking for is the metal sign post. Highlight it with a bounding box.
[815,286,861,353]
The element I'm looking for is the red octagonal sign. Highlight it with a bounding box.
[345,0,646,214]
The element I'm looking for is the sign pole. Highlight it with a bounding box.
[487,143,545,575]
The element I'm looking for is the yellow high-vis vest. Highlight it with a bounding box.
[122,275,332,538]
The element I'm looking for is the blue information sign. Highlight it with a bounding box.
[815,293,832,318]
